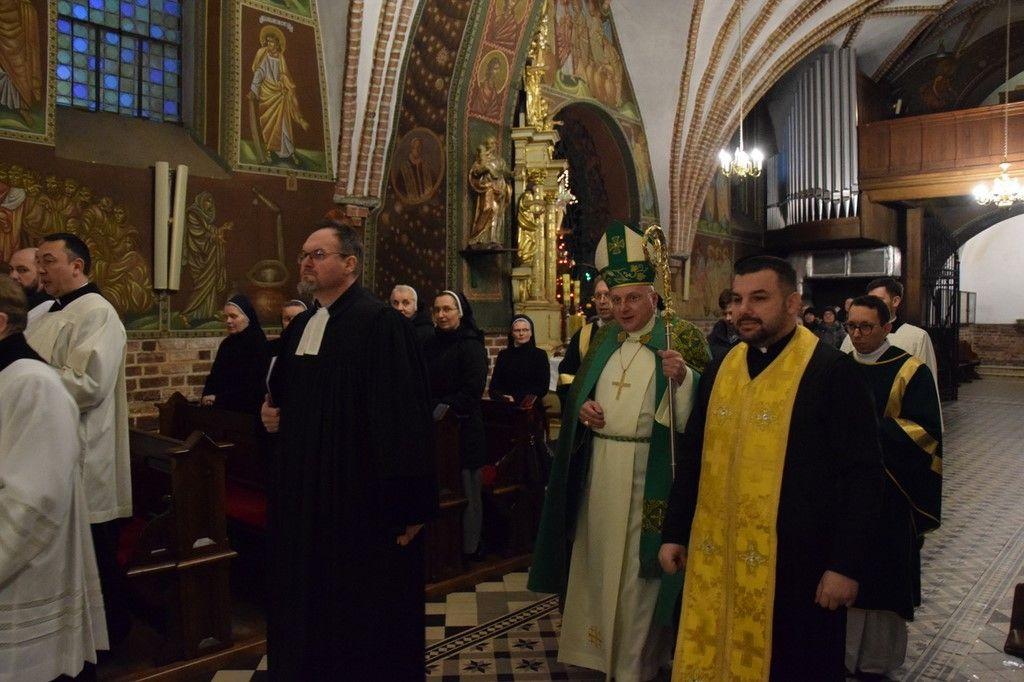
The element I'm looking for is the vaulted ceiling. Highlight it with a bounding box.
[319,0,1009,255]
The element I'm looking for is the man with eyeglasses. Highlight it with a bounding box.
[556,276,614,405]
[660,255,882,681]
[260,221,437,680]
[841,277,940,429]
[531,221,710,681]
[25,232,133,648]
[844,294,942,680]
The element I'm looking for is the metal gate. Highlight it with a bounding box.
[921,223,960,401]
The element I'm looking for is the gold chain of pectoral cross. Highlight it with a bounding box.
[612,338,646,400]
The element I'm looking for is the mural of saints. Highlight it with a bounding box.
[0,180,26,260]
[180,192,233,325]
[0,0,42,125]
[249,24,309,167]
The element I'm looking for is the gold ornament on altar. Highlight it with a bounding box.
[516,169,546,267]
[525,1,554,132]
[467,137,512,247]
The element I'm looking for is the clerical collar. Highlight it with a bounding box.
[852,339,891,364]
[747,326,797,379]
[0,333,43,372]
[297,283,363,356]
[49,281,100,312]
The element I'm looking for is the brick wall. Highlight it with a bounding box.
[125,336,222,430]
[960,324,1024,367]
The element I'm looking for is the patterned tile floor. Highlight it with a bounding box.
[212,378,1024,681]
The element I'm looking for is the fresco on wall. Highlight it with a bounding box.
[257,0,312,20]
[389,127,445,205]
[539,0,657,222]
[0,162,156,325]
[0,0,54,145]
[372,0,475,300]
[227,1,332,180]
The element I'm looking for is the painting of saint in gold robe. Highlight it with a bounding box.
[248,24,309,167]
[0,0,43,126]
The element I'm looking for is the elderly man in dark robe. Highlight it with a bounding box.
[261,221,436,680]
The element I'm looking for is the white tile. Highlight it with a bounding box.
[256,656,267,671]
[210,673,254,682]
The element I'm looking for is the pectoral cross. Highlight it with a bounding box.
[612,371,631,399]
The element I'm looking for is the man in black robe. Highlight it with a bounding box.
[844,294,942,678]
[660,256,883,680]
[556,276,613,405]
[261,221,437,680]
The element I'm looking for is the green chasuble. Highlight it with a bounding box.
[528,314,711,624]
[851,343,942,617]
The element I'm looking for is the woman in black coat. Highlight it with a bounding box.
[489,315,550,407]
[422,290,489,559]
[202,294,270,416]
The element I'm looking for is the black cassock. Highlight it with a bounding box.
[664,329,883,681]
[267,284,437,680]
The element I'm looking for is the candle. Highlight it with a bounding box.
[153,162,169,290]
[572,279,581,311]
[167,164,189,291]
[561,273,570,304]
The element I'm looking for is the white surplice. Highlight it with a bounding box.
[0,358,108,681]
[26,291,132,522]
[558,316,695,681]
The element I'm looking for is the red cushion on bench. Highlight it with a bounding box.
[116,516,149,568]
[225,480,267,530]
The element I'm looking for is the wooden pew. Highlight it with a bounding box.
[156,393,267,531]
[480,400,547,556]
[426,411,467,584]
[124,429,237,663]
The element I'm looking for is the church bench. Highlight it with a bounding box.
[957,339,981,382]
[480,400,547,556]
[156,392,268,531]
[124,429,237,664]
[426,411,468,583]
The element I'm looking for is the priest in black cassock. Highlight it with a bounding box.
[844,294,942,679]
[660,256,883,681]
[261,222,437,680]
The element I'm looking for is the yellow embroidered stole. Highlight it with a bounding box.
[673,326,819,682]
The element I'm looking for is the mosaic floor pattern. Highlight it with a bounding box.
[211,379,1024,681]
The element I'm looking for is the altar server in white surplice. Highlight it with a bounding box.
[25,233,132,644]
[0,277,108,682]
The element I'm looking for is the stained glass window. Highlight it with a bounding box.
[55,0,182,122]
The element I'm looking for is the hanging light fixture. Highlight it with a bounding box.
[719,0,764,178]
[973,0,1024,206]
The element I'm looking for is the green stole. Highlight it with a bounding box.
[528,315,700,625]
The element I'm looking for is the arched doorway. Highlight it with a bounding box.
[553,102,640,304]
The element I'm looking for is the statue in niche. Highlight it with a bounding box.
[467,137,511,247]
[516,182,545,267]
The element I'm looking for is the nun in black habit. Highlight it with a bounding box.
[201,294,270,415]
[488,315,550,407]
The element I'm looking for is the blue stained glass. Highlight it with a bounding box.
[73,37,87,52]
[103,74,118,89]
[122,19,134,32]
[58,49,71,63]
[104,31,118,45]
[89,0,103,7]
[57,19,72,33]
[72,4,87,19]
[135,0,148,6]
[121,48,134,62]
[120,2,133,16]
[87,57,96,68]
[119,93,134,107]
[57,65,73,80]
[73,83,88,98]
[164,1,179,17]
[150,25,163,38]
[150,69,162,84]
[163,100,177,115]
[163,58,176,73]
[58,0,71,13]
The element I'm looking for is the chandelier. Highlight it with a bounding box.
[973,0,1023,206]
[719,0,764,178]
